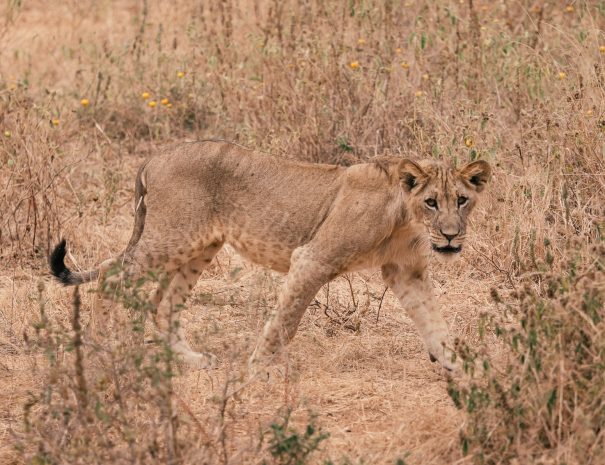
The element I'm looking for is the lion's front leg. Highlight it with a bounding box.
[381,263,459,373]
[249,248,337,373]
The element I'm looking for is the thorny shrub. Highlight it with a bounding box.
[16,272,330,465]
[18,274,200,464]
[449,238,605,464]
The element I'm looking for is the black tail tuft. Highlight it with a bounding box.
[49,239,72,285]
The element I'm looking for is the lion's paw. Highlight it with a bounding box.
[429,351,462,377]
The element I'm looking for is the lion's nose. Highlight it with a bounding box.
[441,230,459,242]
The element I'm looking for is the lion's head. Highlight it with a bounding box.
[398,158,491,256]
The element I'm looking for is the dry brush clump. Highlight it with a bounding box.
[17,273,332,465]
[18,276,205,464]
[449,238,604,464]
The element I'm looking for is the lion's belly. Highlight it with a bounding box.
[226,233,294,273]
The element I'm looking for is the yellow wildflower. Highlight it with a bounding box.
[349,61,360,70]
[161,98,170,106]
[80,98,90,107]
[422,73,429,81]
[565,5,574,13]
[166,103,173,109]
[148,100,157,108]
[51,119,60,127]
[395,48,402,54]
[4,130,11,138]
[464,136,474,148]
[357,38,366,46]
[414,90,424,97]
[401,62,410,70]
[177,71,185,78]
[600,45,605,53]
[141,91,150,99]
[558,71,567,80]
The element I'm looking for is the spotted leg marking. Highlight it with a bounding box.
[249,246,337,374]
[91,257,143,338]
[154,245,222,369]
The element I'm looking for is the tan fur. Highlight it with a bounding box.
[56,140,491,373]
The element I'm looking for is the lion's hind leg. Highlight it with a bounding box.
[154,242,223,369]
[91,256,146,339]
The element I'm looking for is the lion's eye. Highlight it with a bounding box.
[425,198,438,209]
[457,196,468,207]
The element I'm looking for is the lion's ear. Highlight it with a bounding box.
[398,159,428,192]
[459,160,491,193]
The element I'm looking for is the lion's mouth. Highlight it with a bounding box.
[432,244,462,254]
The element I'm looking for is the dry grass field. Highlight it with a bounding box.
[1,1,604,464]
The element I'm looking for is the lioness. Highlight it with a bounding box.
[50,140,490,373]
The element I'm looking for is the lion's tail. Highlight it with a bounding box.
[49,160,149,287]
[49,239,99,286]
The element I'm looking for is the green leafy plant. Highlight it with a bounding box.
[19,273,185,464]
[264,411,329,465]
[449,240,605,464]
